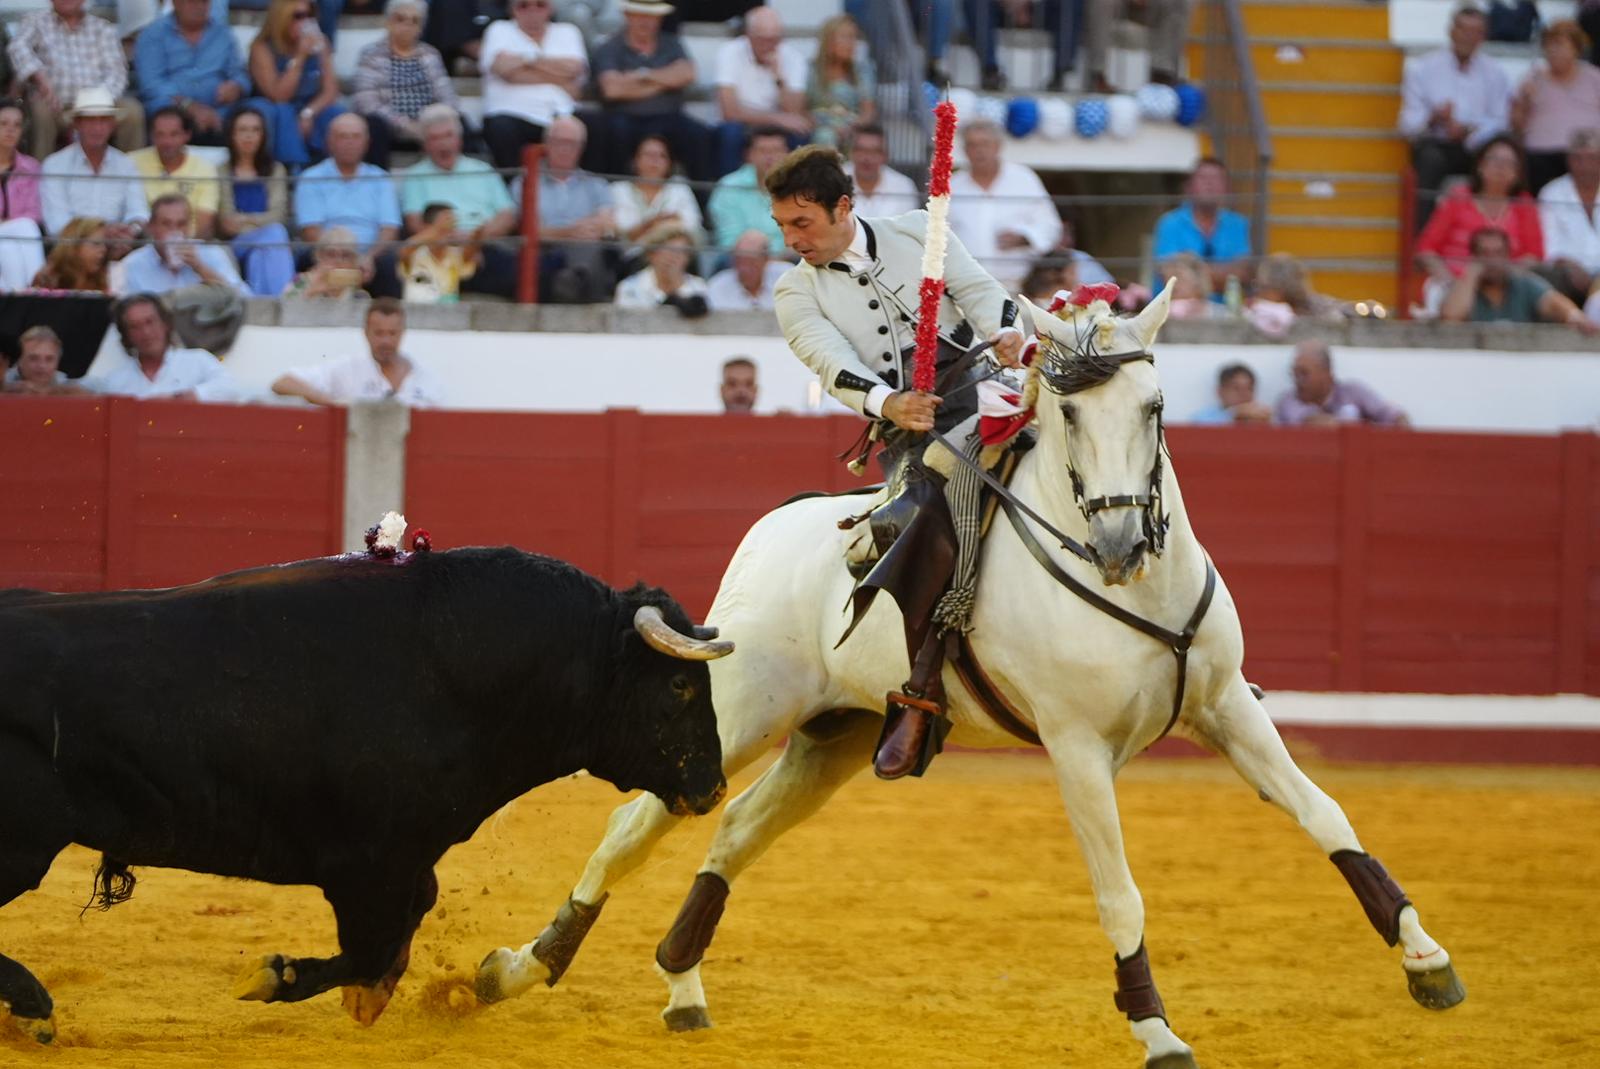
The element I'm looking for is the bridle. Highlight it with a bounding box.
[1037,337,1172,560]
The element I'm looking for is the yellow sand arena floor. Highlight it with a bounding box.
[3,753,1597,1068]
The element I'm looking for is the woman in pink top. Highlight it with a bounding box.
[0,99,45,290]
[1416,135,1544,288]
[1513,20,1600,192]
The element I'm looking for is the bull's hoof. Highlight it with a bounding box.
[10,1015,56,1045]
[1147,1052,1200,1069]
[473,947,546,1005]
[341,981,396,1026]
[662,1005,712,1032]
[233,954,294,1002]
[1407,962,1466,1010]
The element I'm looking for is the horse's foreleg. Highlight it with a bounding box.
[1192,677,1464,1010]
[1046,734,1200,1069]
[656,708,881,1032]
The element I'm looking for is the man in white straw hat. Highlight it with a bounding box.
[40,86,149,240]
[586,0,712,180]
[7,0,144,159]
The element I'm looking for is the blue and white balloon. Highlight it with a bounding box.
[975,94,1008,126]
[1006,96,1040,138]
[1106,94,1140,139]
[1074,97,1109,138]
[1135,83,1180,122]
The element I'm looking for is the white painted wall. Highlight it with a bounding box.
[87,326,1600,433]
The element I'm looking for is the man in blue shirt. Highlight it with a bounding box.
[1188,362,1271,425]
[133,0,248,145]
[1152,157,1252,295]
[294,114,403,297]
[119,193,249,296]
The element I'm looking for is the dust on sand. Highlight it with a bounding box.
[3,754,1597,1069]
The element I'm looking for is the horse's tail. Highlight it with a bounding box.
[79,855,136,916]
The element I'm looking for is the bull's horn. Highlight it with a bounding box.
[692,625,720,640]
[633,606,735,661]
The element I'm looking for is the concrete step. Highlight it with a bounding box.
[1260,82,1400,130]
[1268,173,1399,220]
[1190,37,1403,84]
[1295,260,1399,304]
[1239,0,1390,42]
[1270,127,1408,173]
[1270,215,1399,259]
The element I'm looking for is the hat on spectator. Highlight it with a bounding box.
[69,87,121,118]
[620,0,674,14]
[642,221,693,249]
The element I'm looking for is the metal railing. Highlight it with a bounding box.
[1197,0,1273,252]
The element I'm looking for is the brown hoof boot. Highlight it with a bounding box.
[874,705,934,780]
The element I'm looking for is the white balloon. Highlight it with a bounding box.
[1107,94,1140,139]
[975,94,1009,126]
[946,87,979,123]
[1037,97,1074,140]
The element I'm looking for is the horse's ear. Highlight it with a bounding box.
[1130,276,1177,351]
[1018,294,1063,341]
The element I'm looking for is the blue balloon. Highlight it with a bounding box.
[1006,96,1040,138]
[1075,98,1109,138]
[1175,83,1207,127]
[922,81,941,113]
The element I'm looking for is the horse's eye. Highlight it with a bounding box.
[1060,403,1077,425]
[1148,397,1164,419]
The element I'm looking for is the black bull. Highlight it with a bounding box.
[0,546,728,1040]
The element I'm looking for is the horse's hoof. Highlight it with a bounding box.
[233,954,293,1001]
[12,1016,56,1045]
[474,947,543,1005]
[663,1005,712,1032]
[1147,1052,1199,1069]
[341,981,396,1026]
[1407,962,1466,1010]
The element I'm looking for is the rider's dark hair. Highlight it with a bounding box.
[764,145,854,219]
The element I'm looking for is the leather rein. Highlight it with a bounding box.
[926,347,1218,745]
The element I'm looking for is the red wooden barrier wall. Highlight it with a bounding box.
[0,397,345,591]
[2,400,1594,697]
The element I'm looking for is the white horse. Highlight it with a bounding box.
[475,284,1464,1067]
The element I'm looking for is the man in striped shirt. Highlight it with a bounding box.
[6,0,145,160]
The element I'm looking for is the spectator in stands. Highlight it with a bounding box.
[843,122,918,218]
[713,6,811,177]
[1416,134,1542,308]
[709,125,789,253]
[1275,339,1408,427]
[1083,0,1190,94]
[217,106,296,298]
[3,325,85,394]
[615,224,708,312]
[587,0,709,182]
[1245,253,1341,337]
[1053,216,1114,285]
[1020,254,1077,305]
[30,216,110,291]
[806,14,875,150]
[720,354,757,413]
[41,89,150,239]
[1511,20,1600,195]
[95,292,240,401]
[1539,127,1600,302]
[243,0,347,170]
[7,0,145,161]
[479,0,588,172]
[1189,363,1271,425]
[131,107,220,238]
[1399,2,1509,230]
[1439,226,1598,333]
[401,106,520,299]
[132,0,248,146]
[610,134,705,269]
[351,0,464,170]
[1160,252,1218,320]
[424,0,505,72]
[0,99,45,292]
[1151,156,1251,295]
[295,114,403,298]
[530,115,615,303]
[706,227,786,310]
[118,193,247,296]
[272,298,444,406]
[948,118,1063,293]
[399,203,481,303]
[283,226,368,299]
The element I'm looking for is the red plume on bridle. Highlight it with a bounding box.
[1047,283,1122,312]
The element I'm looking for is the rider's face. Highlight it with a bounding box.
[771,194,854,267]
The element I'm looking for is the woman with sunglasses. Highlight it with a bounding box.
[480,0,588,172]
[351,0,463,168]
[240,0,349,169]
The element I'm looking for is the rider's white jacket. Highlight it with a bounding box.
[773,210,1013,418]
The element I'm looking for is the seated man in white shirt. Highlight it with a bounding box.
[712,5,810,176]
[40,87,149,240]
[271,298,445,408]
[947,118,1063,293]
[843,123,919,218]
[92,293,240,401]
[117,193,248,296]
[706,228,787,311]
[1538,127,1600,302]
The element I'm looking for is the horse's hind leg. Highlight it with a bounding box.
[1047,729,1200,1069]
[0,765,70,1044]
[1189,676,1464,1010]
[656,708,881,1032]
